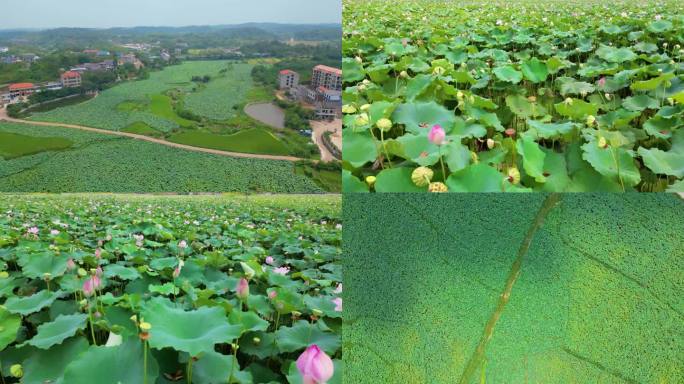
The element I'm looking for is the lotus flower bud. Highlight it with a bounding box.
[365,175,376,186]
[359,103,370,111]
[0,271,8,279]
[342,104,357,114]
[236,278,249,300]
[428,124,446,145]
[376,118,393,131]
[354,56,363,64]
[486,138,496,149]
[598,136,608,148]
[358,84,366,91]
[428,182,448,192]
[139,322,152,331]
[432,66,446,76]
[564,97,573,105]
[399,70,409,78]
[296,345,334,384]
[507,167,521,184]
[505,128,516,137]
[354,113,369,126]
[312,309,324,317]
[667,98,674,105]
[10,364,23,378]
[411,167,434,186]
[456,90,464,101]
[586,115,596,126]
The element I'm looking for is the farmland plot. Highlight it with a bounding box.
[0,194,342,384]
[342,0,684,192]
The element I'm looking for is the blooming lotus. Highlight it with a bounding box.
[273,266,291,275]
[178,240,187,249]
[265,256,275,265]
[334,283,343,294]
[428,124,445,145]
[296,345,334,384]
[332,297,342,312]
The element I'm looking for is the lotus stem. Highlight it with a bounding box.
[187,358,193,384]
[380,129,392,168]
[143,340,148,384]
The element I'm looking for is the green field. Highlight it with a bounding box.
[149,94,195,128]
[0,122,323,193]
[184,63,254,121]
[344,193,684,383]
[0,193,342,384]
[121,121,164,137]
[168,129,291,156]
[0,132,72,159]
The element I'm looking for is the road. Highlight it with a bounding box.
[0,106,304,162]
[310,119,342,162]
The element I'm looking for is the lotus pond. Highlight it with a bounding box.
[0,194,342,383]
[342,0,684,192]
[344,193,683,383]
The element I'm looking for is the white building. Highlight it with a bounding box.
[278,70,299,89]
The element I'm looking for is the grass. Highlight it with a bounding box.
[344,193,684,383]
[0,132,72,159]
[149,94,195,128]
[116,100,146,112]
[167,129,290,156]
[295,163,341,192]
[121,122,163,137]
[24,94,94,114]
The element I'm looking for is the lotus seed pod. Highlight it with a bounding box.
[598,136,608,148]
[359,104,371,111]
[456,90,464,100]
[376,118,393,131]
[428,182,448,193]
[312,309,324,317]
[365,175,376,186]
[358,84,366,91]
[411,167,434,187]
[486,138,495,149]
[139,322,152,331]
[354,113,369,126]
[0,271,8,279]
[527,96,537,102]
[399,70,409,78]
[432,66,445,76]
[10,364,22,378]
[253,337,261,344]
[77,268,87,277]
[586,115,596,126]
[605,93,612,100]
[342,104,357,114]
[564,97,574,105]
[507,167,521,184]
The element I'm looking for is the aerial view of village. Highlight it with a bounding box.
[0,16,341,193]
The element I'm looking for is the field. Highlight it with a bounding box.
[0,194,342,384]
[344,193,684,383]
[342,0,684,192]
[0,122,323,193]
[26,61,315,159]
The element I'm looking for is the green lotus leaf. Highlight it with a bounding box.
[622,95,659,111]
[521,58,548,83]
[666,179,684,192]
[581,142,641,187]
[507,95,547,118]
[5,290,61,315]
[17,251,68,279]
[405,74,434,101]
[228,309,269,334]
[493,65,523,83]
[534,150,571,192]
[392,101,457,134]
[408,57,430,72]
[0,306,21,350]
[450,70,477,84]
[374,167,427,192]
[647,20,673,33]
[558,78,596,96]
[643,116,681,139]
[638,147,684,178]
[366,63,392,83]
[240,331,278,359]
[516,136,547,183]
[342,170,369,193]
[104,263,141,280]
[467,106,504,131]
[342,130,377,168]
[444,141,472,173]
[148,282,179,296]
[23,336,89,384]
[445,50,468,64]
[633,42,659,53]
[468,94,498,110]
[368,101,396,126]
[192,350,252,384]
[630,73,675,91]
[546,56,571,74]
[527,120,576,139]
[23,313,88,349]
[63,339,159,384]
[304,296,341,318]
[342,58,365,83]
[596,45,637,63]
[446,163,505,192]
[142,298,242,356]
[554,99,599,120]
[275,320,340,355]
[597,108,641,129]
[656,105,684,119]
[396,133,440,166]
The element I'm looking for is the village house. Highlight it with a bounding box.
[278,69,299,89]
[0,47,8,53]
[311,65,342,91]
[60,71,82,88]
[8,83,36,98]
[118,53,144,69]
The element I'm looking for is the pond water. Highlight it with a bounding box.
[244,102,285,129]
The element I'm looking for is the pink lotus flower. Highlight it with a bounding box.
[428,124,445,145]
[333,283,342,294]
[268,290,278,299]
[178,240,187,249]
[598,77,606,87]
[66,259,76,270]
[265,256,275,265]
[94,248,101,259]
[236,278,249,300]
[332,298,342,312]
[273,266,290,276]
[27,227,39,236]
[296,345,334,384]
[83,278,95,297]
[95,266,103,277]
[50,229,60,236]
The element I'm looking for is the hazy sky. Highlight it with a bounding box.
[2,0,341,29]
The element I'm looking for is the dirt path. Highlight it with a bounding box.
[310,119,342,162]
[0,106,303,162]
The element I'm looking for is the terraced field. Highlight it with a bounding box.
[0,122,323,193]
[344,193,684,383]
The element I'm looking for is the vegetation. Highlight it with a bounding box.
[342,0,684,192]
[276,100,315,131]
[168,129,291,156]
[345,192,684,383]
[0,132,72,159]
[0,122,323,193]
[295,161,342,192]
[0,193,342,383]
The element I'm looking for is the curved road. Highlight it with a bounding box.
[0,107,303,162]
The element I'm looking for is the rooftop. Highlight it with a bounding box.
[9,83,34,90]
[313,65,342,75]
[279,69,297,75]
[61,71,81,78]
